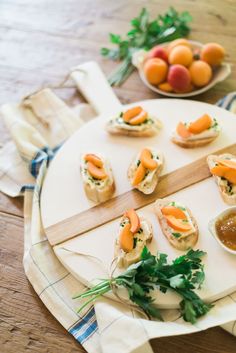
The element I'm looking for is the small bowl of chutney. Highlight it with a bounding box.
[208,207,236,255]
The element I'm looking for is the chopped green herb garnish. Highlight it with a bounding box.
[172,232,182,238]
[209,118,219,129]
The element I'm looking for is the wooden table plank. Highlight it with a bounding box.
[0,1,236,352]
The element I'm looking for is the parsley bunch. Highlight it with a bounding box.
[101,7,192,86]
[73,247,213,324]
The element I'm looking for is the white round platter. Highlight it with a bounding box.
[41,96,236,309]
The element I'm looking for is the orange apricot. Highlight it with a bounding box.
[176,122,192,138]
[201,43,225,66]
[211,165,236,184]
[132,163,146,186]
[167,64,191,92]
[189,60,212,87]
[129,110,148,125]
[188,114,212,134]
[124,209,140,233]
[87,162,107,180]
[143,58,168,85]
[84,154,103,168]
[169,45,193,67]
[161,206,187,219]
[158,82,174,92]
[123,106,143,123]
[168,38,191,53]
[165,215,192,232]
[119,223,134,252]
[140,148,157,170]
[211,165,230,177]
[225,169,236,184]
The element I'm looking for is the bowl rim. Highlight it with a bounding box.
[208,207,236,255]
[136,40,231,98]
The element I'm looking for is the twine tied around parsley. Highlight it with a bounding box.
[64,246,213,324]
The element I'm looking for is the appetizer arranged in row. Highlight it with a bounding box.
[128,147,163,194]
[115,209,153,268]
[115,200,199,268]
[208,153,236,205]
[154,199,199,250]
[106,106,162,137]
[80,153,115,203]
[106,105,220,149]
[172,114,220,148]
[81,147,164,202]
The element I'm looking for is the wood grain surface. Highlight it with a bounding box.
[46,143,236,246]
[0,1,236,352]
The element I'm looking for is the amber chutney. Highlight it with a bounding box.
[215,210,236,251]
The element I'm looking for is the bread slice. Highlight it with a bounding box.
[127,148,163,194]
[106,116,162,137]
[154,198,199,251]
[171,118,220,148]
[171,135,218,148]
[80,154,115,203]
[207,154,236,205]
[114,217,153,268]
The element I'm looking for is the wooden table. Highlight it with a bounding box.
[0,1,236,352]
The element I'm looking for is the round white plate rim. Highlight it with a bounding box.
[41,98,236,309]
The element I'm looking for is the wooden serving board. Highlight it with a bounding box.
[46,143,236,246]
[41,62,236,308]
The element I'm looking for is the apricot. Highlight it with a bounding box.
[140,148,157,170]
[124,209,140,233]
[84,154,103,168]
[161,206,187,219]
[167,64,191,92]
[148,46,169,63]
[188,114,212,134]
[176,122,192,138]
[189,60,212,87]
[165,215,192,232]
[201,43,225,66]
[169,45,193,67]
[143,58,168,85]
[119,223,134,252]
[129,111,148,125]
[132,163,146,186]
[211,166,236,184]
[174,83,194,94]
[123,106,142,122]
[168,38,191,53]
[87,162,107,180]
[158,82,174,92]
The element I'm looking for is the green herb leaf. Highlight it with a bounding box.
[172,232,182,238]
[73,247,212,324]
[102,7,192,86]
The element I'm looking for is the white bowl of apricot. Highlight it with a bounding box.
[208,207,236,255]
[132,39,231,98]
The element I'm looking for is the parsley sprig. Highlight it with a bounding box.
[101,7,192,86]
[73,247,213,324]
